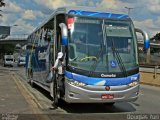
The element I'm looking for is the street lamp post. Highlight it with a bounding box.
[125,7,134,16]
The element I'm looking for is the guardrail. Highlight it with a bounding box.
[140,64,160,79]
[140,64,159,68]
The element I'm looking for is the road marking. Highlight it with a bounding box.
[11,73,50,120]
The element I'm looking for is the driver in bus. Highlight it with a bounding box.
[51,52,65,96]
[75,34,86,44]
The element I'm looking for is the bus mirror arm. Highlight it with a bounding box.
[59,23,68,46]
[135,28,150,49]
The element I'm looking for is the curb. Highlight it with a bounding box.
[12,73,44,111]
[140,82,160,87]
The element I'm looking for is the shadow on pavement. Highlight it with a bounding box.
[57,101,136,113]
[31,82,136,114]
[13,66,136,114]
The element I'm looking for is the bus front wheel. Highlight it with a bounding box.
[104,102,115,106]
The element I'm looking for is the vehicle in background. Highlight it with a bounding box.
[17,56,26,67]
[3,55,14,67]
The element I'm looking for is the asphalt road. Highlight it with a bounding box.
[1,66,160,120]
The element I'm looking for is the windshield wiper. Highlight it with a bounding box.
[111,40,128,77]
[88,20,106,77]
[88,44,104,77]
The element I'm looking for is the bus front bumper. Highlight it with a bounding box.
[64,82,139,103]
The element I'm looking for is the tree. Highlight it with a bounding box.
[0,0,5,7]
[0,0,5,16]
[0,44,15,59]
[150,32,160,42]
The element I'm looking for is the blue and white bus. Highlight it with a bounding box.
[26,6,150,106]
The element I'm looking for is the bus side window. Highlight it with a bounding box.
[51,32,54,43]
[69,44,77,60]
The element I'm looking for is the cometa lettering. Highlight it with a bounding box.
[101,74,116,78]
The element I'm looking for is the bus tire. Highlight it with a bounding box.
[104,102,115,106]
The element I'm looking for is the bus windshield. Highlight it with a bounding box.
[68,16,138,74]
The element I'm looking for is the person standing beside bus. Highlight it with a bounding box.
[51,52,65,97]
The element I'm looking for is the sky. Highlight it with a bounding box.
[0,0,160,38]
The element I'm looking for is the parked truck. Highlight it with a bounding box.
[3,55,14,67]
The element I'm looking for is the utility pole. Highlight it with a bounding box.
[125,7,134,16]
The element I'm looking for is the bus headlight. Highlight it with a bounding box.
[69,80,86,87]
[128,81,138,87]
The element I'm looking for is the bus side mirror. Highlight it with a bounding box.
[59,23,68,46]
[135,28,150,49]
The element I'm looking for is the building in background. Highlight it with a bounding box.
[0,26,10,39]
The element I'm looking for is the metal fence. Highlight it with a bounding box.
[139,53,160,67]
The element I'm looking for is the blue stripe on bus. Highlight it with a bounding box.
[108,13,112,18]
[88,12,101,16]
[68,10,129,19]
[65,71,140,86]
[118,14,128,19]
[144,39,150,49]
[62,36,68,45]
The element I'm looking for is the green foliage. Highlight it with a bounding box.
[0,0,5,16]
[0,0,5,7]
[0,44,15,57]
[151,32,160,41]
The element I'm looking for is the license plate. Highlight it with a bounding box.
[101,94,114,99]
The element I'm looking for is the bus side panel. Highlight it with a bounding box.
[31,46,50,85]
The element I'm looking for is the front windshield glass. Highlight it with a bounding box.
[68,16,138,73]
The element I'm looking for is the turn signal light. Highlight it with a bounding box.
[128,81,138,87]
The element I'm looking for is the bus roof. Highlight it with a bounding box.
[29,6,130,38]
[59,6,128,18]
